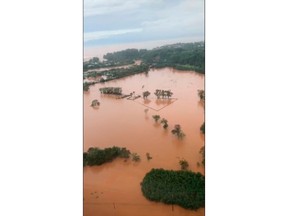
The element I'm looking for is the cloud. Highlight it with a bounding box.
[84,0,160,17]
[84,28,143,42]
[140,0,204,37]
[83,0,204,46]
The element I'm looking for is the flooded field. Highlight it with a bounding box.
[84,67,205,216]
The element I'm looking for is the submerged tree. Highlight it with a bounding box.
[165,90,173,98]
[131,153,141,162]
[179,159,189,170]
[160,118,168,129]
[200,122,205,134]
[171,124,186,139]
[83,82,90,91]
[142,91,151,99]
[152,115,161,123]
[91,99,100,107]
[146,153,152,160]
[154,89,173,99]
[197,90,205,102]
[99,87,122,95]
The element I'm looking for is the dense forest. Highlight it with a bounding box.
[141,168,205,210]
[142,42,204,73]
[84,42,205,73]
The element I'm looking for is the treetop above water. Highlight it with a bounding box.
[141,168,205,210]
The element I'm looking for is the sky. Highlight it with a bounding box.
[84,0,204,58]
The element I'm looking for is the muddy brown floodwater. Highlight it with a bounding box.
[84,67,205,216]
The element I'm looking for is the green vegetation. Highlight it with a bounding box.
[99,42,205,73]
[174,64,201,71]
[103,48,142,62]
[85,64,149,82]
[179,159,189,170]
[199,146,205,166]
[152,115,161,123]
[171,124,185,139]
[83,55,134,72]
[200,122,205,134]
[83,82,96,91]
[154,89,173,99]
[83,42,204,93]
[142,42,205,73]
[160,118,168,129]
[141,169,205,210]
[131,153,141,162]
[99,87,122,95]
[104,42,205,73]
[83,146,131,166]
[83,57,101,71]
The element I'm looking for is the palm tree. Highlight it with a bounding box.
[166,90,173,98]
[154,89,161,99]
[161,90,165,98]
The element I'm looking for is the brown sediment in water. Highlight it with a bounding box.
[84,67,204,216]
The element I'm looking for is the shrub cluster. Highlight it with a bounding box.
[99,87,122,95]
[171,124,185,139]
[83,146,131,166]
[83,82,96,91]
[131,153,141,162]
